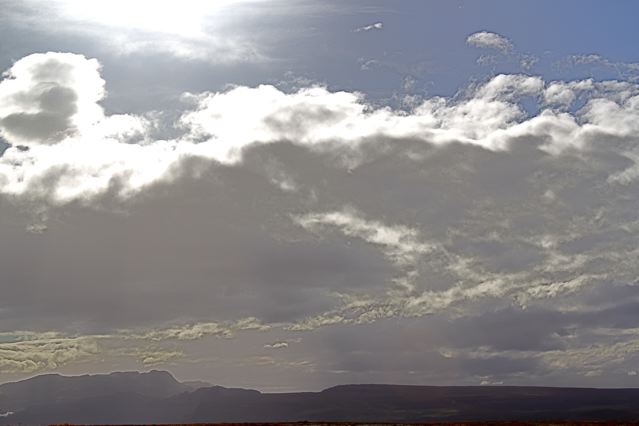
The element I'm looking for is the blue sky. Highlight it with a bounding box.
[3,0,638,112]
[1,0,639,391]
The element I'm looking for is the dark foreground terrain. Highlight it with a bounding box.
[48,423,639,426]
[2,371,639,424]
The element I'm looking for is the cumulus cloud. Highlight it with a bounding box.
[3,52,631,204]
[467,31,540,72]
[0,52,105,145]
[466,31,513,54]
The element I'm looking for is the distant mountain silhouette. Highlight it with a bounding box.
[0,370,189,414]
[1,371,639,424]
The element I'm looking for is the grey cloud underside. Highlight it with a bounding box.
[1,53,639,386]
[0,86,78,143]
[0,164,392,331]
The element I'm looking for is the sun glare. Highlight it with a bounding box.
[59,0,236,37]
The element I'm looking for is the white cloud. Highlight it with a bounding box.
[359,58,380,71]
[0,52,106,145]
[466,31,513,54]
[288,200,634,330]
[1,51,639,208]
[127,317,270,341]
[0,318,270,374]
[103,33,266,64]
[568,54,639,82]
[445,326,639,382]
[294,209,440,299]
[264,341,288,349]
[543,80,594,107]
[354,22,383,32]
[294,209,432,269]
[467,31,541,72]
[519,54,539,70]
[122,348,185,367]
[0,335,100,373]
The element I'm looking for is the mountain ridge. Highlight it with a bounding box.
[1,371,638,424]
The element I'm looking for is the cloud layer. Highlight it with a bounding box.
[2,52,638,204]
[2,52,639,388]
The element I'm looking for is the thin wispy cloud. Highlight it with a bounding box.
[354,22,383,32]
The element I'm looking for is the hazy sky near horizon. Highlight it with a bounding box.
[2,0,639,391]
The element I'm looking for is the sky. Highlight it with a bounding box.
[1,0,639,391]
